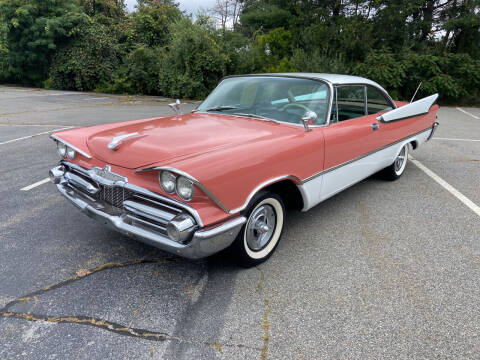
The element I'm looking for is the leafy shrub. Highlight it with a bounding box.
[354,49,480,101]
[291,48,351,74]
[126,1,181,47]
[354,50,407,91]
[49,21,119,91]
[157,19,228,99]
[0,0,86,85]
[0,23,7,82]
[99,45,163,94]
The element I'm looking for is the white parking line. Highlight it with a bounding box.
[409,156,480,218]
[456,107,480,120]
[0,127,72,146]
[20,178,51,191]
[434,137,480,142]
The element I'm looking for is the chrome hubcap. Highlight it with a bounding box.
[246,204,276,251]
[394,146,406,172]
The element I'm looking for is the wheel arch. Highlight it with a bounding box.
[261,179,304,211]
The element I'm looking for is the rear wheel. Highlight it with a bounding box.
[231,191,285,267]
[381,143,409,181]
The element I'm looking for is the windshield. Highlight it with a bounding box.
[197,76,329,125]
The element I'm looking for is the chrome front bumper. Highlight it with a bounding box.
[52,165,245,259]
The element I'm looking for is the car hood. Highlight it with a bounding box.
[86,113,294,169]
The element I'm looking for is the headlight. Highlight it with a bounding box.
[57,142,67,158]
[160,171,176,193]
[66,147,76,160]
[176,176,194,201]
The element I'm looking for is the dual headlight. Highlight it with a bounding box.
[56,141,76,160]
[159,170,194,201]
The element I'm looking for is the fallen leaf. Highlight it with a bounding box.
[76,269,92,277]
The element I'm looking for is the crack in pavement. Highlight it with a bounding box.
[256,267,271,360]
[0,254,259,352]
[1,312,170,341]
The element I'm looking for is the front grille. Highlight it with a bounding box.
[64,164,190,237]
[93,185,134,209]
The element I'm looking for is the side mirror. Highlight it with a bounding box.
[168,99,182,115]
[301,110,317,132]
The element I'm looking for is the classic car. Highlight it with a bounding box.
[49,73,439,266]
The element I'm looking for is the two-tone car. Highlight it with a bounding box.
[49,73,439,266]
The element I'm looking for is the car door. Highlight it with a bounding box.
[320,85,385,200]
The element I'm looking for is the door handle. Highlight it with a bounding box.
[371,123,379,131]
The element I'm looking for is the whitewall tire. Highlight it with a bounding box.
[382,143,409,180]
[231,191,285,267]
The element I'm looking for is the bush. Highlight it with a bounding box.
[0,23,7,82]
[354,50,406,92]
[157,19,228,99]
[354,49,480,102]
[49,21,119,91]
[0,0,86,85]
[291,48,351,74]
[126,1,182,47]
[99,46,163,94]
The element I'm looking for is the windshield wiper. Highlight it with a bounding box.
[205,105,237,111]
[233,113,279,123]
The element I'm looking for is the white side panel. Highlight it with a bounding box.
[377,94,438,122]
[299,129,431,211]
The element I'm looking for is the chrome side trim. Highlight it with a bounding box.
[50,135,92,159]
[62,161,204,227]
[302,127,433,183]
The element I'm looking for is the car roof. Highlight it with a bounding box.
[226,73,389,94]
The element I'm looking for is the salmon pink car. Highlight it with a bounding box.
[49,74,439,266]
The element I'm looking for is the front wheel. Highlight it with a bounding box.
[381,143,409,181]
[231,191,285,267]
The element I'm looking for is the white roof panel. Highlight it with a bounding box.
[228,73,389,94]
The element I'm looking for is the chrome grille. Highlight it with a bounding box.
[94,185,134,209]
[64,164,189,237]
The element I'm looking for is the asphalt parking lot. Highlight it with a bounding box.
[0,86,479,359]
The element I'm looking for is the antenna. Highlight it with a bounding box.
[410,82,422,103]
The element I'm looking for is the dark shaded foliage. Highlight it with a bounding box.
[0,0,478,103]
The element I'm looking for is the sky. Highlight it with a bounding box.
[125,0,218,16]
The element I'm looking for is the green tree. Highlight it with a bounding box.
[157,19,228,99]
[126,0,182,47]
[0,0,86,85]
[49,21,120,91]
[77,0,126,23]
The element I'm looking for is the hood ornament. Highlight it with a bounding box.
[168,99,182,115]
[108,132,139,150]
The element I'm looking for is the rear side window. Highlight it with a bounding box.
[367,86,393,114]
[336,85,365,121]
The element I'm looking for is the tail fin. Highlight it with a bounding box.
[377,94,438,123]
